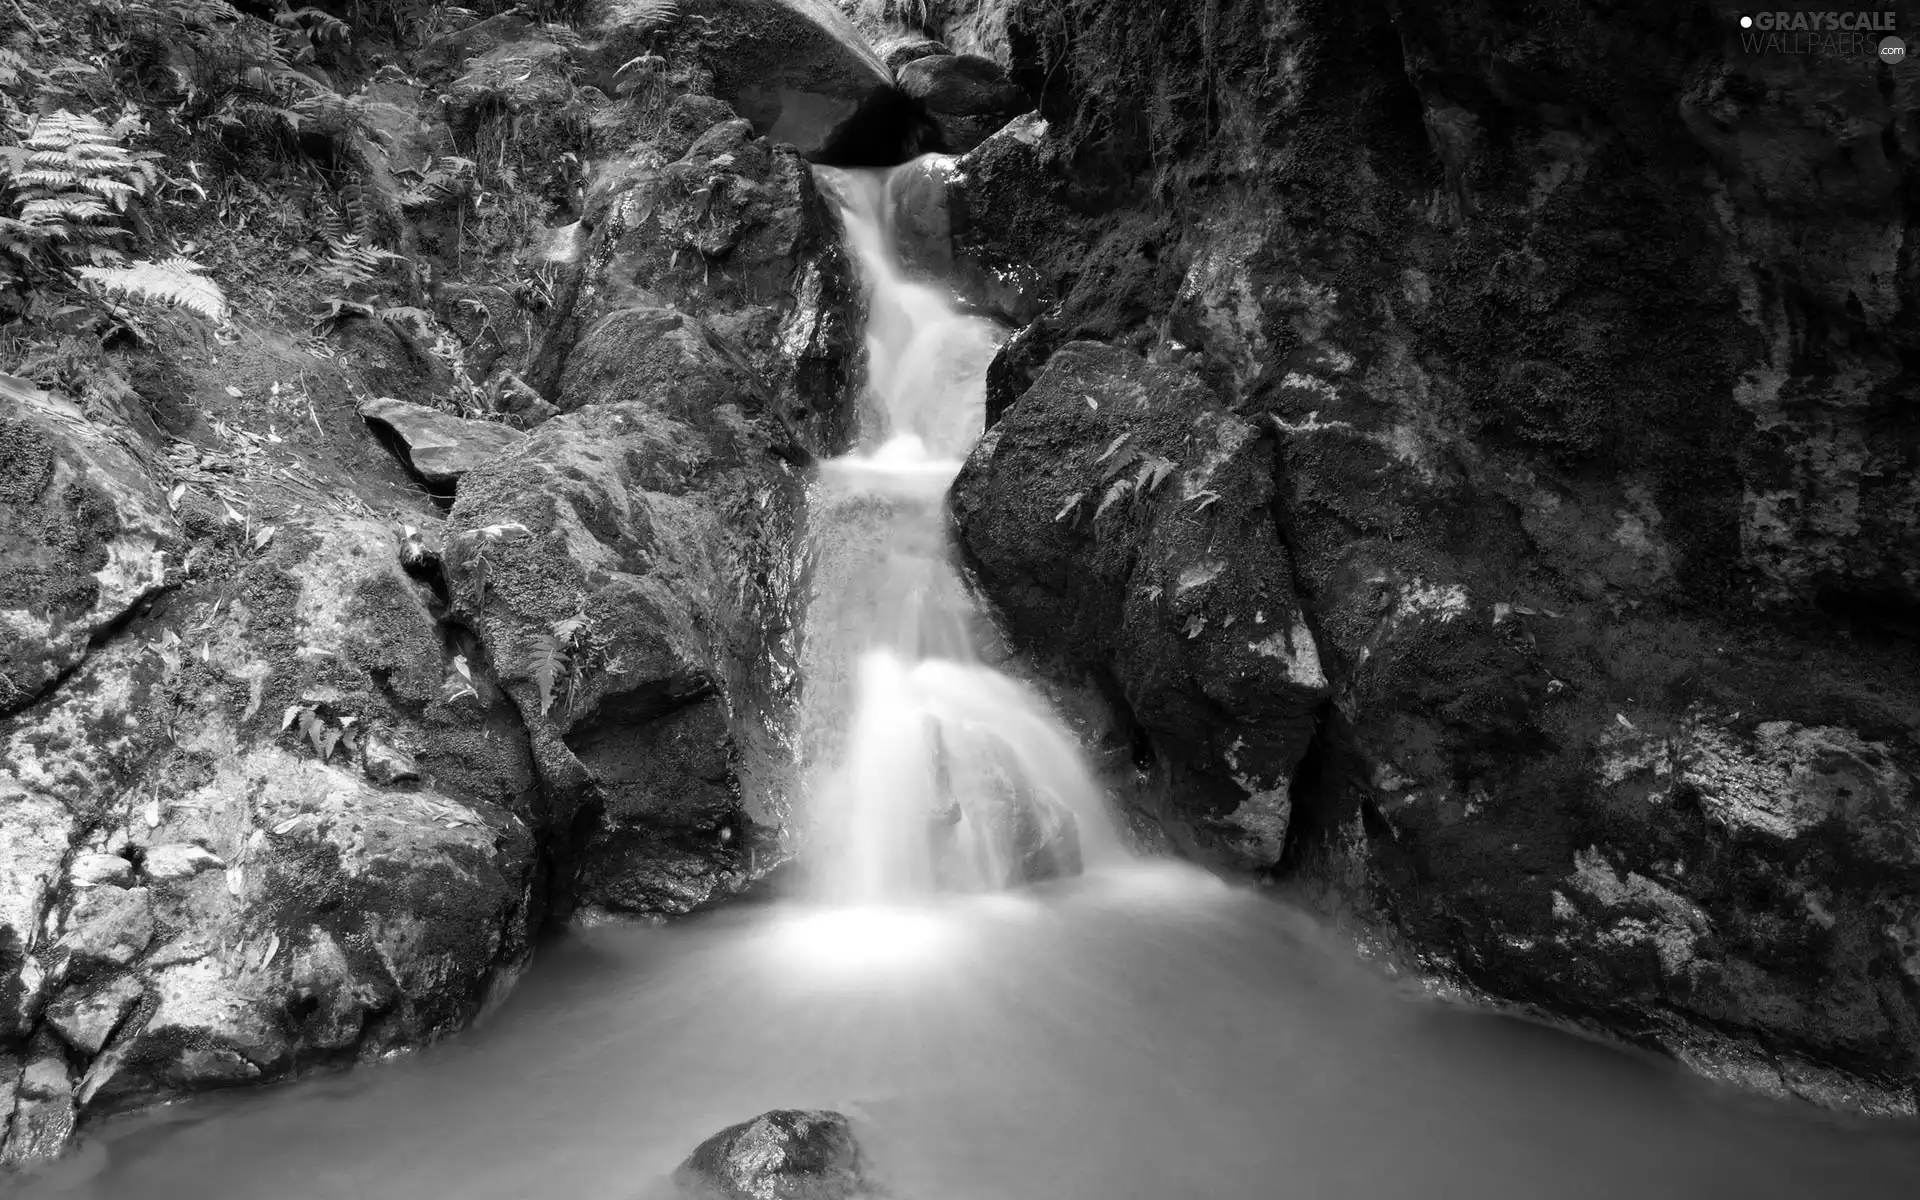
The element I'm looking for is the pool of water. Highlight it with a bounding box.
[18,863,1920,1200]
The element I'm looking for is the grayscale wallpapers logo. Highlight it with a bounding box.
[1735,9,1906,59]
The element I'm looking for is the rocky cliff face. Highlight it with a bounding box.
[938,0,1920,1110]
[0,0,878,1162]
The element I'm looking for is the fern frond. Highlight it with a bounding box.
[77,257,228,321]
[610,0,681,34]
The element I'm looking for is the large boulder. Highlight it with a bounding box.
[675,1109,870,1200]
[0,376,175,716]
[359,397,525,489]
[532,110,861,459]
[897,53,1029,154]
[666,0,902,161]
[953,342,1330,868]
[444,329,807,916]
[0,509,539,1162]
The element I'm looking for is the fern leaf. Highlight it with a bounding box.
[621,0,681,32]
[76,257,228,321]
[1094,479,1133,522]
[526,634,572,717]
[1095,432,1131,464]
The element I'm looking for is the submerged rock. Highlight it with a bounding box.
[359,397,526,489]
[675,1109,869,1200]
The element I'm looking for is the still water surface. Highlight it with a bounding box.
[20,863,1920,1199]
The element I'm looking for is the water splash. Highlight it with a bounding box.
[798,161,1118,904]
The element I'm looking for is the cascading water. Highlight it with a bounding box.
[796,164,1117,903]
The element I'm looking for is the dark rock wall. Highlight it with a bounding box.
[948,0,1920,1108]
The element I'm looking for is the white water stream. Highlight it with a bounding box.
[16,160,1920,1200]
[796,165,1117,904]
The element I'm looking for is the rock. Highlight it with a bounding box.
[945,0,1920,1109]
[443,387,783,914]
[491,371,562,429]
[0,1035,74,1167]
[953,342,1329,868]
[67,852,133,888]
[670,0,898,161]
[360,397,527,488]
[0,376,176,715]
[675,1109,868,1200]
[360,732,420,786]
[0,954,46,1040]
[532,116,860,457]
[897,53,1029,154]
[139,843,224,881]
[52,886,153,969]
[880,34,948,73]
[0,511,539,1158]
[657,93,741,161]
[570,695,749,916]
[44,974,142,1055]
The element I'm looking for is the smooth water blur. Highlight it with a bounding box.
[21,864,1920,1200]
[797,164,1111,902]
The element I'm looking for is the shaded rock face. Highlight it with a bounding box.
[472,104,863,919]
[358,397,526,489]
[1,513,538,1153]
[944,0,1920,1106]
[954,342,1329,869]
[0,379,174,716]
[896,53,1030,154]
[667,0,931,164]
[675,1109,869,1200]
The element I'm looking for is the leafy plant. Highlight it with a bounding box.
[527,605,591,717]
[1,109,163,273]
[442,652,480,705]
[76,255,227,319]
[1055,433,1179,529]
[280,703,359,761]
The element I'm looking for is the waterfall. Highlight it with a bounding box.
[797,162,1119,904]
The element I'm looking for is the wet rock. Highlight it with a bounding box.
[44,975,142,1055]
[534,115,859,457]
[658,94,741,161]
[0,512,539,1159]
[53,886,153,970]
[444,381,787,914]
[359,732,421,786]
[669,0,894,160]
[570,694,747,917]
[0,954,46,1041]
[880,34,948,74]
[675,1109,869,1200]
[0,376,176,715]
[491,371,562,429]
[954,342,1329,868]
[897,54,1029,154]
[360,397,527,488]
[0,1035,74,1167]
[67,852,133,889]
[946,0,1920,1106]
[139,843,224,881]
